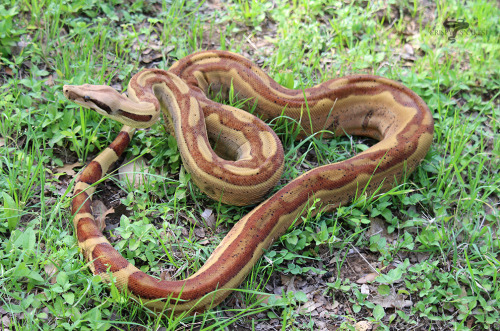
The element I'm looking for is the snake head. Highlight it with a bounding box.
[63,84,158,128]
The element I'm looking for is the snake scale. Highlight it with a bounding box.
[63,50,434,314]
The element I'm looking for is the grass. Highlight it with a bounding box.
[0,0,499,329]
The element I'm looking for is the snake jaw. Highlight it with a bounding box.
[63,84,117,115]
[63,84,158,128]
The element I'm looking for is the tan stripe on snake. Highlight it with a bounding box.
[63,50,434,314]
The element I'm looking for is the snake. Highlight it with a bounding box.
[63,50,434,314]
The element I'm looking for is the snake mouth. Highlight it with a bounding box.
[117,109,152,122]
[88,98,113,114]
[63,85,113,115]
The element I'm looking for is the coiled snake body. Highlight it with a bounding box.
[63,50,434,314]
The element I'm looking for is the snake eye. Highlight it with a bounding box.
[84,95,91,102]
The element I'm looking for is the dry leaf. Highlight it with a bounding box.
[401,44,416,61]
[141,52,164,64]
[45,75,55,86]
[225,291,245,308]
[357,272,379,284]
[92,200,113,232]
[206,0,223,10]
[366,217,397,242]
[160,271,172,281]
[355,321,372,331]
[198,239,210,245]
[179,211,198,226]
[201,208,216,229]
[330,300,340,310]
[44,262,59,284]
[1,315,10,328]
[97,207,114,231]
[366,217,387,236]
[281,275,296,292]
[54,162,83,176]
[403,43,414,55]
[194,227,206,238]
[298,300,323,314]
[316,320,327,329]
[280,274,293,285]
[370,292,413,309]
[360,284,370,295]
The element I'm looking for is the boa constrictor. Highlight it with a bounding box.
[63,50,434,314]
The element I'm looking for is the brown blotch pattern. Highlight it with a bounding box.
[76,217,103,241]
[79,161,102,185]
[108,130,131,156]
[92,243,131,273]
[71,190,91,215]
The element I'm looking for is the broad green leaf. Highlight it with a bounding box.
[373,304,385,320]
[2,192,20,230]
